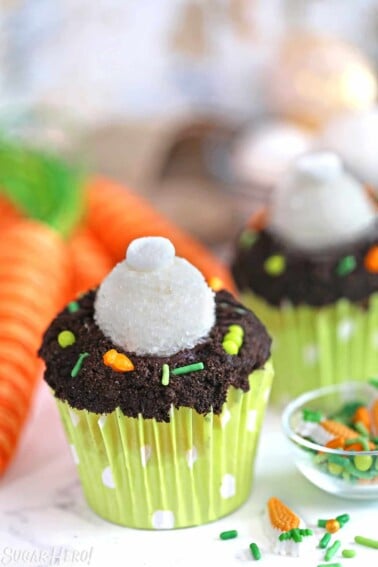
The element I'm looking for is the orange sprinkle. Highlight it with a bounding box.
[370,399,378,436]
[352,406,371,432]
[326,519,340,533]
[364,245,378,273]
[325,436,345,449]
[267,497,300,532]
[103,349,134,372]
[247,207,269,231]
[208,276,224,291]
[345,441,376,451]
[321,420,358,440]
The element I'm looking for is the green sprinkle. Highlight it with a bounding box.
[345,436,369,450]
[249,542,261,560]
[303,408,323,422]
[317,563,342,567]
[302,529,313,536]
[354,535,378,549]
[68,301,79,313]
[368,377,378,389]
[264,254,286,276]
[161,364,170,386]
[239,230,258,249]
[319,532,332,549]
[336,513,350,526]
[57,330,76,348]
[71,352,89,378]
[222,339,239,355]
[325,540,341,561]
[336,255,356,276]
[318,519,327,528]
[292,528,302,543]
[234,307,247,314]
[355,421,369,437]
[220,530,238,540]
[223,332,243,348]
[172,362,204,376]
[342,549,356,558]
[228,324,244,336]
[354,455,373,471]
[328,462,344,476]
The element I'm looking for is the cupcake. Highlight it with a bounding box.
[232,152,378,404]
[39,236,273,529]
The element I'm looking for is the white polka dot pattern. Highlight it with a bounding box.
[337,319,355,341]
[140,445,152,468]
[102,466,115,489]
[186,446,198,469]
[220,474,236,499]
[152,510,175,529]
[68,408,80,427]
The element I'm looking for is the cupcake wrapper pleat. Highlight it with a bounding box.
[56,360,273,529]
[242,292,378,405]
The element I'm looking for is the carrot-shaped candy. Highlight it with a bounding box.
[86,177,236,293]
[0,219,71,473]
[67,227,113,298]
[352,406,371,434]
[321,419,360,440]
[266,497,313,557]
[371,398,378,436]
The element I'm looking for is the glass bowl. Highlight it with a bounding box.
[282,382,378,500]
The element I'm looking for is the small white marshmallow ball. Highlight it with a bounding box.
[94,237,216,356]
[270,152,376,252]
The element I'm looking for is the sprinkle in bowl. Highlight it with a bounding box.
[282,381,378,500]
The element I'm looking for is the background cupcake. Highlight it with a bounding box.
[39,236,273,529]
[232,152,378,404]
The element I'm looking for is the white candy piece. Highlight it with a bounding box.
[319,107,378,191]
[270,152,376,251]
[232,121,314,187]
[94,237,216,356]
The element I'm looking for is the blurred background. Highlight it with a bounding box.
[2,0,378,251]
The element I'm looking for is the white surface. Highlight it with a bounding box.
[1,382,378,567]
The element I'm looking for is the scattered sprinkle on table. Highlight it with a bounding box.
[249,542,261,560]
[324,540,341,561]
[219,530,238,540]
[354,535,378,549]
[319,532,332,549]
[342,549,356,558]
[317,563,342,567]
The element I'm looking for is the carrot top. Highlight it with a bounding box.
[0,139,85,238]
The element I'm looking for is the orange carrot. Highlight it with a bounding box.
[86,177,236,293]
[325,436,345,449]
[67,227,113,298]
[267,497,300,532]
[352,406,371,433]
[321,419,358,440]
[0,194,22,230]
[0,220,71,473]
[371,399,378,436]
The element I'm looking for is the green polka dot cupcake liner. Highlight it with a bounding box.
[241,292,378,405]
[56,360,273,529]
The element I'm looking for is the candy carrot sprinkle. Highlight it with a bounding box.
[320,420,359,440]
[268,497,300,532]
[352,406,371,433]
[371,399,378,436]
